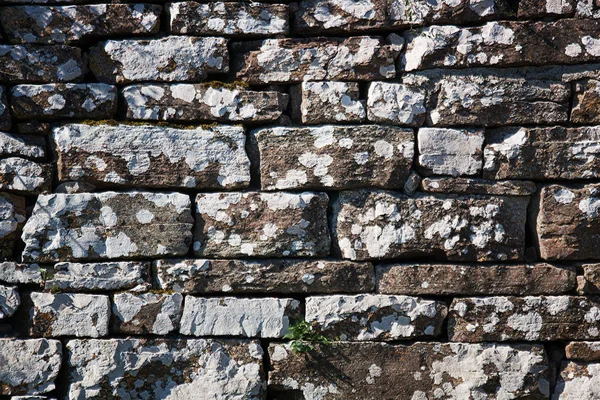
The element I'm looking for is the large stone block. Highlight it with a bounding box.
[0,193,26,260]
[44,262,150,292]
[22,192,193,262]
[194,192,330,258]
[366,81,426,126]
[291,81,366,124]
[0,45,83,83]
[251,125,414,190]
[53,123,250,189]
[0,158,52,194]
[332,190,528,261]
[111,292,183,335]
[418,127,484,176]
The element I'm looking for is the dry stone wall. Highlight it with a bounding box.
[1,0,600,399]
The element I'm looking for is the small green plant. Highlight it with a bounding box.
[283,321,332,353]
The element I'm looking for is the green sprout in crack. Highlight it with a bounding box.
[283,321,333,353]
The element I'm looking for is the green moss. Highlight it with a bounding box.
[283,321,334,353]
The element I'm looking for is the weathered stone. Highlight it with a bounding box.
[0,193,26,260]
[291,81,366,124]
[566,342,600,360]
[403,170,421,196]
[418,128,484,176]
[0,132,45,159]
[22,192,193,262]
[53,123,250,189]
[421,177,537,196]
[11,84,117,120]
[29,292,110,338]
[252,125,414,190]
[576,0,600,17]
[581,264,600,294]
[0,158,52,194]
[154,259,374,294]
[332,190,528,261]
[536,184,600,260]
[306,295,447,341]
[268,341,550,399]
[66,338,265,399]
[53,181,96,194]
[376,263,576,295]
[0,262,42,285]
[169,1,288,37]
[45,262,150,292]
[449,296,600,342]
[89,36,228,84]
[0,45,83,83]
[554,361,600,399]
[0,285,19,318]
[122,83,288,122]
[0,87,10,130]
[0,339,62,396]
[234,36,400,84]
[366,81,426,126]
[517,0,574,17]
[194,192,330,258]
[180,296,300,338]
[112,292,183,335]
[0,4,161,44]
[572,79,600,123]
[428,74,570,126]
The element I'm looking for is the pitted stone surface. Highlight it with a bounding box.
[122,83,288,122]
[194,191,330,258]
[291,81,366,124]
[0,132,45,159]
[45,262,150,292]
[169,1,288,37]
[53,123,250,189]
[0,158,52,194]
[66,338,265,400]
[252,125,414,190]
[0,45,83,83]
[0,193,26,260]
[566,342,600,361]
[376,263,576,295]
[0,284,19,318]
[572,79,600,123]
[29,292,110,338]
[22,192,193,262]
[554,361,600,399]
[418,128,484,176]
[0,262,43,285]
[0,4,161,44]
[268,341,550,399]
[180,296,301,338]
[0,87,10,131]
[332,190,528,261]
[306,294,447,340]
[449,296,600,342]
[234,36,400,84]
[154,259,374,294]
[89,36,229,84]
[112,292,183,335]
[0,339,62,396]
[366,81,426,126]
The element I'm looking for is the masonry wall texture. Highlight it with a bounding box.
[2,0,600,399]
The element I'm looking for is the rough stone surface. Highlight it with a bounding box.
[0,262,42,285]
[0,132,45,160]
[22,192,193,262]
[580,264,600,294]
[418,128,484,176]
[44,262,150,292]
[0,158,52,194]
[122,83,288,122]
[194,192,330,258]
[154,259,374,294]
[0,4,161,44]
[54,181,95,194]
[366,81,426,126]
[29,292,110,338]
[0,193,26,260]
[306,294,447,340]
[572,79,600,123]
[421,177,537,196]
[554,361,600,399]
[66,338,265,400]
[89,36,229,84]
[268,342,550,399]
[252,125,414,190]
[332,190,529,261]
[376,263,577,295]
[449,296,600,342]
[0,284,19,318]
[53,123,250,189]
[169,1,288,37]
[566,342,600,361]
[180,296,300,338]
[0,45,83,83]
[10,84,117,120]
[112,292,183,335]
[291,81,366,124]
[0,339,62,396]
[0,87,10,131]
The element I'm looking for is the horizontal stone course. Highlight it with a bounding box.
[420,177,537,196]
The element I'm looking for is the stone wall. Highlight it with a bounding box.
[1,0,600,399]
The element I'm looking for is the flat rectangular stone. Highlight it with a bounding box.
[572,79,600,124]
[0,262,43,285]
[0,86,10,130]
[22,192,193,262]
[421,177,537,196]
[111,292,183,335]
[194,192,330,258]
[333,190,528,261]
[449,296,600,342]
[306,294,447,341]
[376,263,576,295]
[169,1,288,37]
[0,193,26,259]
[180,296,301,338]
[536,184,600,260]
[555,361,600,399]
[66,338,265,400]
[11,84,117,120]
[0,158,52,194]
[233,36,400,84]
[29,292,110,338]
[154,259,374,294]
[268,342,549,399]
[0,339,62,396]
[89,36,229,84]
[251,125,414,190]
[418,128,484,176]
[366,81,426,126]
[53,123,251,190]
[291,81,366,124]
[44,262,150,292]
[122,83,288,122]
[566,342,600,361]
[0,45,83,83]
[0,4,161,44]
[0,132,45,159]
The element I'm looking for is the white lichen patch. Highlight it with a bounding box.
[367,81,426,126]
